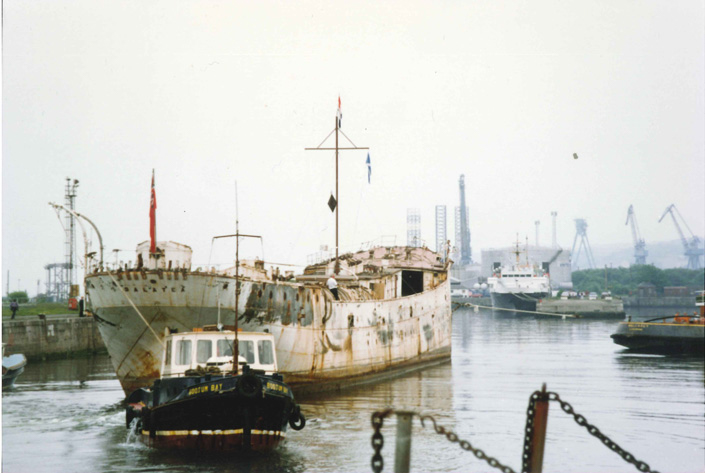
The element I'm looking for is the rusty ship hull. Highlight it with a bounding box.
[86,245,452,395]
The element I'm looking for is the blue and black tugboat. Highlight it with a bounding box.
[610,291,705,354]
[126,327,305,451]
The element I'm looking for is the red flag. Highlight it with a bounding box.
[337,96,342,128]
[149,170,157,253]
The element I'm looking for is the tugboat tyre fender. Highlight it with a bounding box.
[289,405,306,430]
[237,374,262,399]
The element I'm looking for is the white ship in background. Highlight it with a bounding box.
[487,239,550,312]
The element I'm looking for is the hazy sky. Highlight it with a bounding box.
[3,0,704,296]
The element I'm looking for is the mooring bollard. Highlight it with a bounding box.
[394,411,414,473]
[528,384,550,473]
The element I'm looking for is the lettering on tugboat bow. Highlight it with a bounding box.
[187,383,223,396]
[266,382,289,394]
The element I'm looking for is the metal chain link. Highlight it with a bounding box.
[373,391,659,473]
[521,391,540,473]
[371,409,394,473]
[546,392,660,473]
[419,414,518,473]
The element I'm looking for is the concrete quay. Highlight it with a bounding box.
[537,299,625,319]
[2,315,106,360]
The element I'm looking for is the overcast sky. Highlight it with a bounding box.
[2,0,704,296]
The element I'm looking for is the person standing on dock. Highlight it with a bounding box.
[78,296,85,317]
[10,300,18,319]
[327,274,339,300]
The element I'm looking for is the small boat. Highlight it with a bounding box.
[2,344,27,388]
[610,291,705,354]
[125,327,305,451]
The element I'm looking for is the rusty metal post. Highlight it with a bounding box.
[529,384,550,473]
[394,411,414,473]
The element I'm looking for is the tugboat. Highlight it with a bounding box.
[610,291,705,354]
[125,327,305,451]
[2,344,27,388]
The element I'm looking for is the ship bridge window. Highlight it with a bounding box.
[215,339,256,364]
[176,340,192,365]
[401,270,424,297]
[197,340,212,364]
[165,340,172,366]
[258,340,274,365]
[240,340,255,364]
[217,339,233,357]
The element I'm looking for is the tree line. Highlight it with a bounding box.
[572,266,704,296]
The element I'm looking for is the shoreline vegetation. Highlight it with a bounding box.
[572,266,703,296]
[2,302,74,318]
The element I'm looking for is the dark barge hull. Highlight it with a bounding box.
[491,292,548,313]
[129,373,300,452]
[611,322,705,354]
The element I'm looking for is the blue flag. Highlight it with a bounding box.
[366,153,371,184]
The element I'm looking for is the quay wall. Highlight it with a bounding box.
[622,296,696,308]
[2,317,107,360]
[537,299,625,318]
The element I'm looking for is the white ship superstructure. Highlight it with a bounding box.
[487,241,550,312]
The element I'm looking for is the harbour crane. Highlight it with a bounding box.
[571,219,596,270]
[625,205,648,265]
[658,204,703,270]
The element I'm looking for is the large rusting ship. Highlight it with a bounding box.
[86,103,452,395]
[86,241,452,395]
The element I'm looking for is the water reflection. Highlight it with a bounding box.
[2,308,703,473]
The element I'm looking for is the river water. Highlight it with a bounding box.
[2,307,703,473]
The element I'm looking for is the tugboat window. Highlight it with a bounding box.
[176,340,192,365]
[217,339,233,357]
[197,340,212,364]
[258,340,274,365]
[239,340,255,364]
[165,340,172,366]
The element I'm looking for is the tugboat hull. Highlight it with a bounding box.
[128,373,303,452]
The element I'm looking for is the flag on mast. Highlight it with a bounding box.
[337,96,342,128]
[366,153,371,184]
[149,169,157,253]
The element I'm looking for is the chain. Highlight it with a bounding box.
[419,414,518,473]
[521,391,540,473]
[546,392,660,473]
[371,409,394,473]
[373,391,659,473]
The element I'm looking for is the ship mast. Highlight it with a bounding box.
[213,184,261,374]
[305,99,368,274]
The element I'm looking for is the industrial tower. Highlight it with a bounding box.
[458,175,472,265]
[64,178,79,291]
[658,204,703,269]
[571,218,596,269]
[435,205,447,254]
[406,208,421,248]
[625,205,648,265]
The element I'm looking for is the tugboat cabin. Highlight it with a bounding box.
[161,329,278,377]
